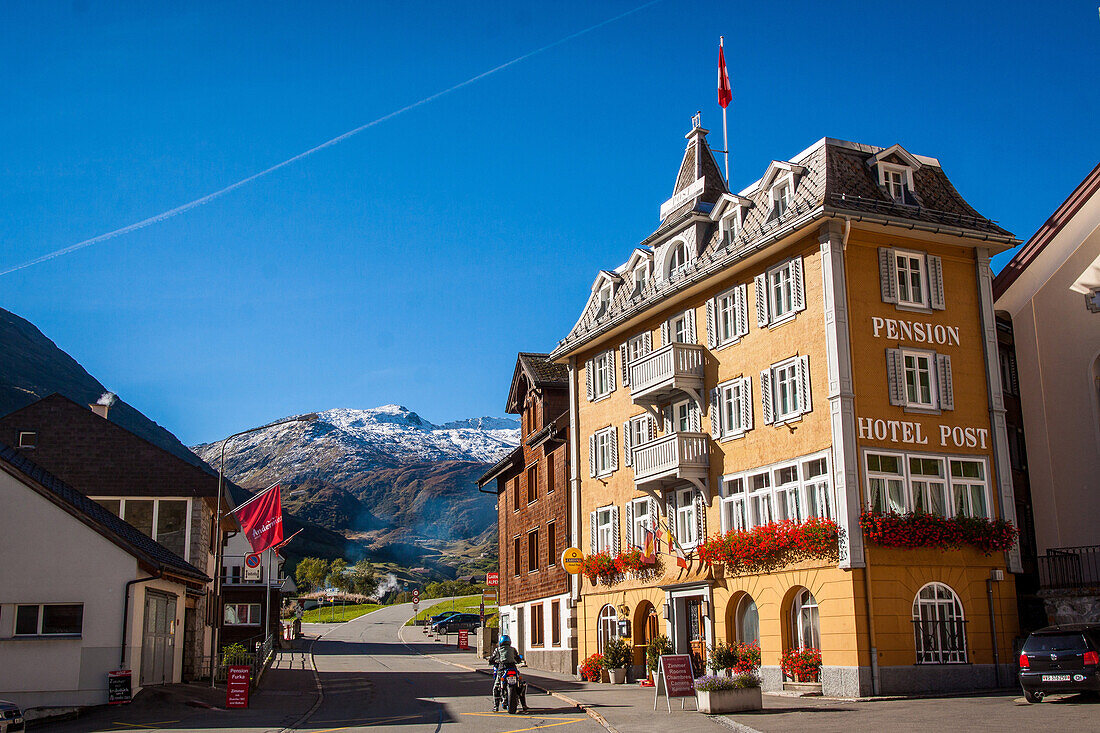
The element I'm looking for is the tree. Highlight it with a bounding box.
[295,557,329,593]
[350,559,378,596]
[326,558,349,592]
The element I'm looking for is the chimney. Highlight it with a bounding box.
[91,392,117,419]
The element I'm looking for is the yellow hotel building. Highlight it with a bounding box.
[549,117,1022,696]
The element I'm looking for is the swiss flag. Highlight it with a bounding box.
[233,485,284,554]
[718,43,732,109]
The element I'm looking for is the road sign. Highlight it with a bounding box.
[458,630,470,650]
[244,552,262,581]
[653,655,697,712]
[561,547,584,574]
[482,589,497,604]
[486,572,499,586]
[412,589,420,604]
[226,666,250,709]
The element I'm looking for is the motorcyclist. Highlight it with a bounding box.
[489,635,527,713]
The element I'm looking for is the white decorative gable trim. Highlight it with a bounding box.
[759,160,806,191]
[868,144,924,171]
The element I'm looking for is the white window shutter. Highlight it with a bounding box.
[666,492,677,544]
[695,490,707,544]
[791,257,806,313]
[660,320,670,347]
[610,505,620,555]
[609,427,619,472]
[937,353,955,410]
[590,511,598,554]
[589,434,597,477]
[741,376,754,431]
[886,349,905,406]
[879,248,898,304]
[649,497,660,551]
[620,343,630,387]
[754,273,769,327]
[928,255,946,310]
[663,404,673,434]
[710,388,721,438]
[736,284,750,337]
[799,355,812,414]
[607,350,616,393]
[705,299,717,348]
[643,331,653,354]
[685,308,697,344]
[625,501,634,549]
[623,421,633,467]
[648,416,658,442]
[585,359,595,401]
[689,400,701,432]
[760,369,774,424]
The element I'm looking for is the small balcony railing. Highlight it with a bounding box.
[1038,545,1100,591]
[629,343,705,406]
[632,432,709,491]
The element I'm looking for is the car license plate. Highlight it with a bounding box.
[1041,674,1071,682]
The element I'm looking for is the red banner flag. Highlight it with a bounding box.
[233,485,284,554]
[718,42,732,109]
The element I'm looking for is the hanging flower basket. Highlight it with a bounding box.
[697,518,840,575]
[583,549,663,585]
[859,511,1017,554]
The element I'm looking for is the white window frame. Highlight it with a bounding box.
[672,399,691,434]
[910,456,948,516]
[633,264,649,294]
[629,497,652,550]
[770,179,792,218]
[224,602,262,626]
[626,333,649,364]
[595,505,615,553]
[876,162,916,203]
[675,487,699,548]
[722,450,834,532]
[791,588,820,650]
[13,603,84,636]
[669,312,691,344]
[720,209,740,246]
[913,582,967,664]
[771,357,802,422]
[773,464,801,522]
[594,426,615,477]
[863,450,991,520]
[894,249,929,308]
[592,350,614,400]
[627,414,650,451]
[901,349,937,409]
[90,496,194,562]
[668,241,689,278]
[17,431,36,448]
[769,262,795,321]
[718,377,751,439]
[865,450,908,514]
[597,284,613,315]
[597,603,619,652]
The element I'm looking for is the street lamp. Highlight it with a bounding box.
[210,412,318,686]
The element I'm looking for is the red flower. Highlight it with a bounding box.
[697,518,840,575]
[859,511,1017,554]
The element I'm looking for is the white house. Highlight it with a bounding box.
[0,443,209,711]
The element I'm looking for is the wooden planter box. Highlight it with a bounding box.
[697,687,762,714]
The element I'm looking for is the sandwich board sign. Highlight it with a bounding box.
[653,654,697,712]
[107,669,132,704]
[226,665,250,708]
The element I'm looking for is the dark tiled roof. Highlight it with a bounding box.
[517,353,569,387]
[554,137,1016,357]
[476,444,523,488]
[0,394,220,498]
[0,442,209,583]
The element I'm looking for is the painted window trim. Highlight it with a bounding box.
[719,449,833,532]
[862,449,992,520]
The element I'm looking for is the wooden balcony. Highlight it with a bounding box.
[631,432,709,494]
[628,343,705,406]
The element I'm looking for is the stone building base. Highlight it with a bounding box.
[524,648,578,676]
[1040,591,1100,625]
[758,663,1014,697]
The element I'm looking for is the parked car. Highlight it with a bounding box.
[427,611,462,625]
[432,613,482,633]
[1019,623,1100,702]
[0,700,24,733]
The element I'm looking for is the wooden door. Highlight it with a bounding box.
[686,598,706,675]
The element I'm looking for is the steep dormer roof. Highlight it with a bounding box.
[505,353,569,413]
[658,118,729,228]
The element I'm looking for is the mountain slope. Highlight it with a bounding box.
[0,306,205,468]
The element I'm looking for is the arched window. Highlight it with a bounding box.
[912,582,967,663]
[668,242,688,278]
[597,604,618,653]
[737,595,760,645]
[790,588,820,649]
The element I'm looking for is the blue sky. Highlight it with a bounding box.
[2,1,1097,445]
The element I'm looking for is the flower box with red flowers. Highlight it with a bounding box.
[859,510,1017,554]
[781,647,821,683]
[697,518,840,576]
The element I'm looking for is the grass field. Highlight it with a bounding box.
[405,595,498,626]
[301,603,382,623]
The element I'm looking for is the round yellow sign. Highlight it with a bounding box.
[560,547,584,574]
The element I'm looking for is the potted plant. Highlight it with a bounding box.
[602,636,632,684]
[579,653,604,682]
[645,634,673,685]
[781,647,822,692]
[732,641,761,675]
[708,641,737,676]
[694,674,762,714]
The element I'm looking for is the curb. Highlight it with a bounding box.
[397,620,620,733]
[711,714,766,733]
[279,633,324,732]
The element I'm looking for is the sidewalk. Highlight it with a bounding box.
[402,627,1100,733]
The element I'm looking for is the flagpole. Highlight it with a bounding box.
[721,36,729,185]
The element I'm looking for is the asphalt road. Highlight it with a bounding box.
[294,601,602,733]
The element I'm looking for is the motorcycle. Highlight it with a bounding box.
[492,666,528,714]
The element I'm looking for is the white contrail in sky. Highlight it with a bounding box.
[1,0,663,278]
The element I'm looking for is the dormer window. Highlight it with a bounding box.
[18,431,36,449]
[597,285,612,315]
[721,211,740,246]
[668,241,688,278]
[885,169,906,202]
[874,160,918,205]
[632,266,649,295]
[772,181,791,217]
